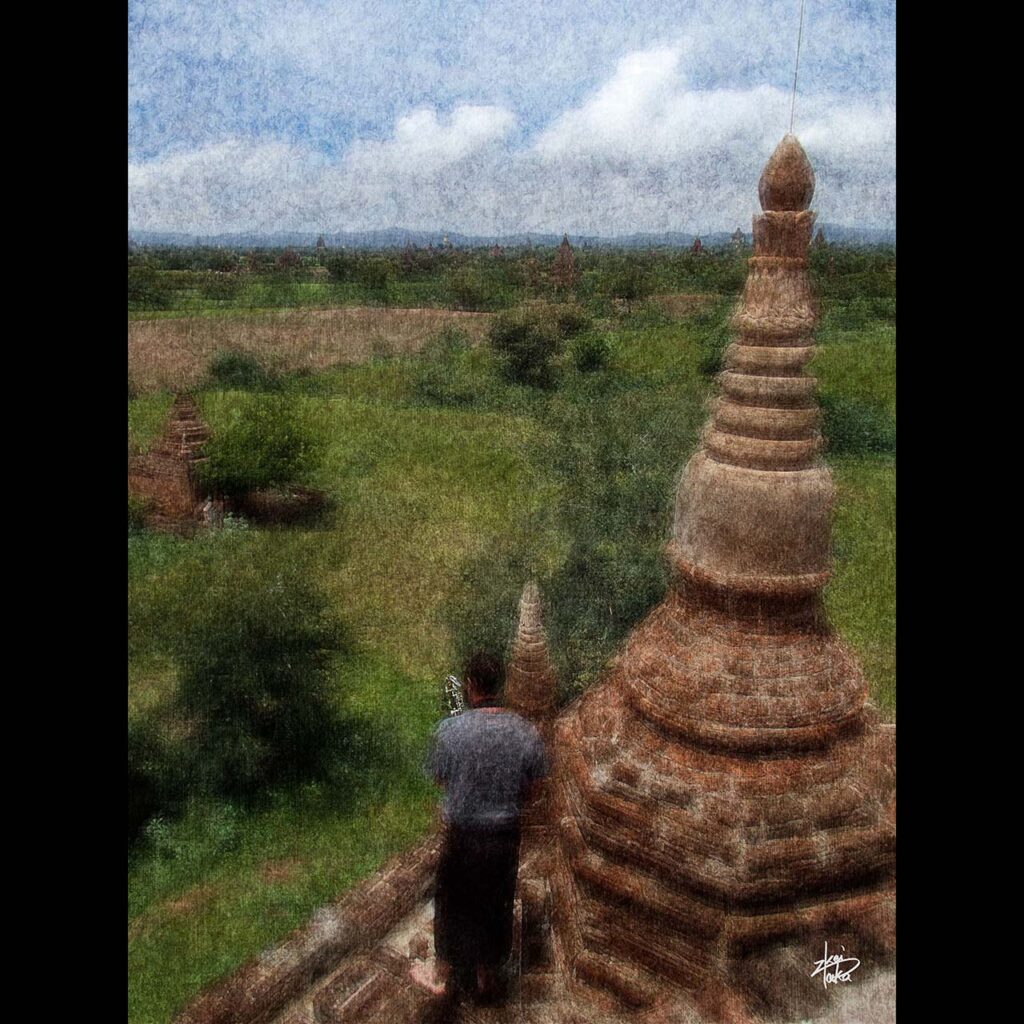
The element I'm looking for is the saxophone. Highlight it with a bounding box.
[444,674,466,717]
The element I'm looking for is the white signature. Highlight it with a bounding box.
[810,942,860,989]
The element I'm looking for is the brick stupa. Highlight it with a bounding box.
[546,134,896,1022]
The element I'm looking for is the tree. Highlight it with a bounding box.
[487,306,563,389]
[325,253,357,283]
[356,257,393,300]
[127,265,171,310]
[605,259,654,312]
[170,541,349,797]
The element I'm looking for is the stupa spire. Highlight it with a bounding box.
[670,132,831,599]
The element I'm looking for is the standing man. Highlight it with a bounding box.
[416,651,548,1004]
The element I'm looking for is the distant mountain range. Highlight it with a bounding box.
[129,223,895,249]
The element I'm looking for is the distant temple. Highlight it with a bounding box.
[731,227,745,249]
[691,235,703,254]
[814,228,827,248]
[550,234,579,291]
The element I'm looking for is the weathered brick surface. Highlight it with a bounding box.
[175,832,441,1024]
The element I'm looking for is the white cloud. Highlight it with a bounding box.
[128,139,326,233]
[345,105,516,177]
[128,45,895,235]
[534,43,893,165]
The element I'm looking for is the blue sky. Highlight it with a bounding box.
[128,0,895,235]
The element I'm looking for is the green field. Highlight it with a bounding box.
[127,291,895,1024]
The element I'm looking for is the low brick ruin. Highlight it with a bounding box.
[169,136,894,1024]
[128,393,211,533]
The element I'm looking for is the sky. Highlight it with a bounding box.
[127,0,895,237]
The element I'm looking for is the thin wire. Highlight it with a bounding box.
[789,0,807,133]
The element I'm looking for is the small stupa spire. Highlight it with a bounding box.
[504,580,556,721]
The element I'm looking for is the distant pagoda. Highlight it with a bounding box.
[551,234,580,291]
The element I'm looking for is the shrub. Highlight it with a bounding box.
[570,332,611,373]
[168,541,349,798]
[205,350,276,392]
[446,268,490,311]
[487,307,562,389]
[414,328,484,406]
[551,303,593,339]
[604,260,654,311]
[197,393,323,499]
[206,252,238,273]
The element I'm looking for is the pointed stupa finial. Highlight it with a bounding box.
[505,580,557,721]
[758,134,815,212]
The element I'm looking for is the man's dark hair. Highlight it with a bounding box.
[464,651,504,697]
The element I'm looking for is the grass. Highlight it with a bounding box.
[826,457,896,716]
[127,294,894,1023]
[127,391,175,453]
[128,653,436,1023]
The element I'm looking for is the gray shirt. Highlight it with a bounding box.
[426,709,548,830]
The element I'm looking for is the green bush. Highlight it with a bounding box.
[551,302,593,339]
[413,328,484,406]
[604,260,655,310]
[820,395,896,455]
[356,258,393,300]
[487,307,563,389]
[168,542,350,798]
[205,351,277,391]
[445,268,491,311]
[570,332,611,373]
[197,393,323,499]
